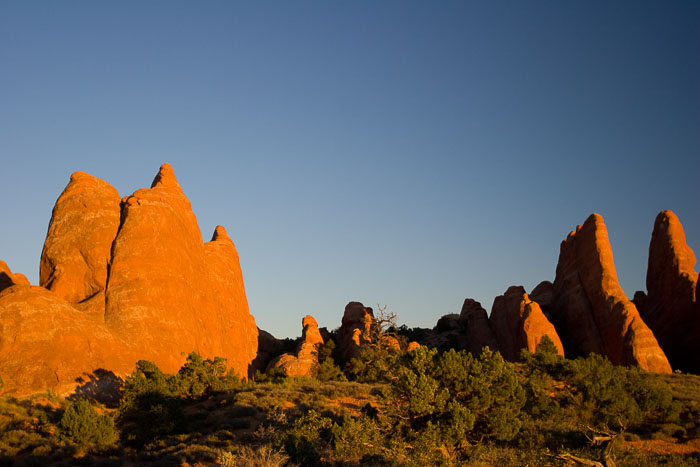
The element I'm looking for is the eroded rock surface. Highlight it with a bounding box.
[550,214,671,373]
[337,302,374,361]
[489,286,563,361]
[0,285,134,395]
[40,172,121,305]
[642,211,699,373]
[0,164,258,395]
[268,315,324,377]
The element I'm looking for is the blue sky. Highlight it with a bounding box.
[1,1,698,337]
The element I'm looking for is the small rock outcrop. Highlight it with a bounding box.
[268,315,324,377]
[0,261,29,293]
[459,299,499,354]
[337,302,374,361]
[642,210,699,373]
[489,286,564,361]
[550,214,671,373]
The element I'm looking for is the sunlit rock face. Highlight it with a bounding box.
[337,301,374,361]
[489,286,564,361]
[268,315,325,377]
[641,210,699,373]
[550,214,671,373]
[0,164,258,396]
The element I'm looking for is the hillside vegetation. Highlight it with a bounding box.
[0,339,699,466]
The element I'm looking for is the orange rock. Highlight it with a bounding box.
[104,164,257,377]
[406,341,420,351]
[0,164,259,395]
[642,211,699,373]
[337,302,374,361]
[268,315,324,377]
[550,214,671,373]
[489,286,564,361]
[459,298,499,354]
[0,261,30,293]
[0,285,134,396]
[40,171,121,305]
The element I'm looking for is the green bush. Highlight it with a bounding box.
[390,346,525,446]
[57,399,117,447]
[175,352,241,398]
[116,360,185,447]
[315,340,347,382]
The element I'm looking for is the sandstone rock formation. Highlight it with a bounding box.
[0,261,29,293]
[0,164,258,395]
[406,341,420,352]
[39,171,121,307]
[459,299,499,354]
[550,214,671,373]
[641,210,699,373]
[489,286,564,361]
[337,302,374,361]
[0,285,134,395]
[268,315,324,377]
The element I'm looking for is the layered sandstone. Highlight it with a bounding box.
[337,302,374,361]
[642,211,699,373]
[489,286,564,361]
[459,299,499,354]
[268,315,325,377]
[550,214,671,373]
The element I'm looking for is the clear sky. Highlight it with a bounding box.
[1,1,698,338]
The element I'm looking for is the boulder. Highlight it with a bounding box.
[337,302,374,361]
[459,298,499,354]
[489,286,564,361]
[39,171,121,306]
[406,341,420,351]
[0,261,30,293]
[642,210,699,373]
[268,315,324,377]
[550,214,671,373]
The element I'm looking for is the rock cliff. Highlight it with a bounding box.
[0,164,258,395]
[641,210,699,373]
[268,315,325,377]
[550,214,671,373]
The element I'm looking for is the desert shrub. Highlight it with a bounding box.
[330,413,384,461]
[565,354,679,431]
[314,340,346,382]
[390,346,525,447]
[116,360,185,447]
[347,345,399,383]
[56,399,117,447]
[521,336,564,420]
[278,410,333,465]
[175,352,241,398]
